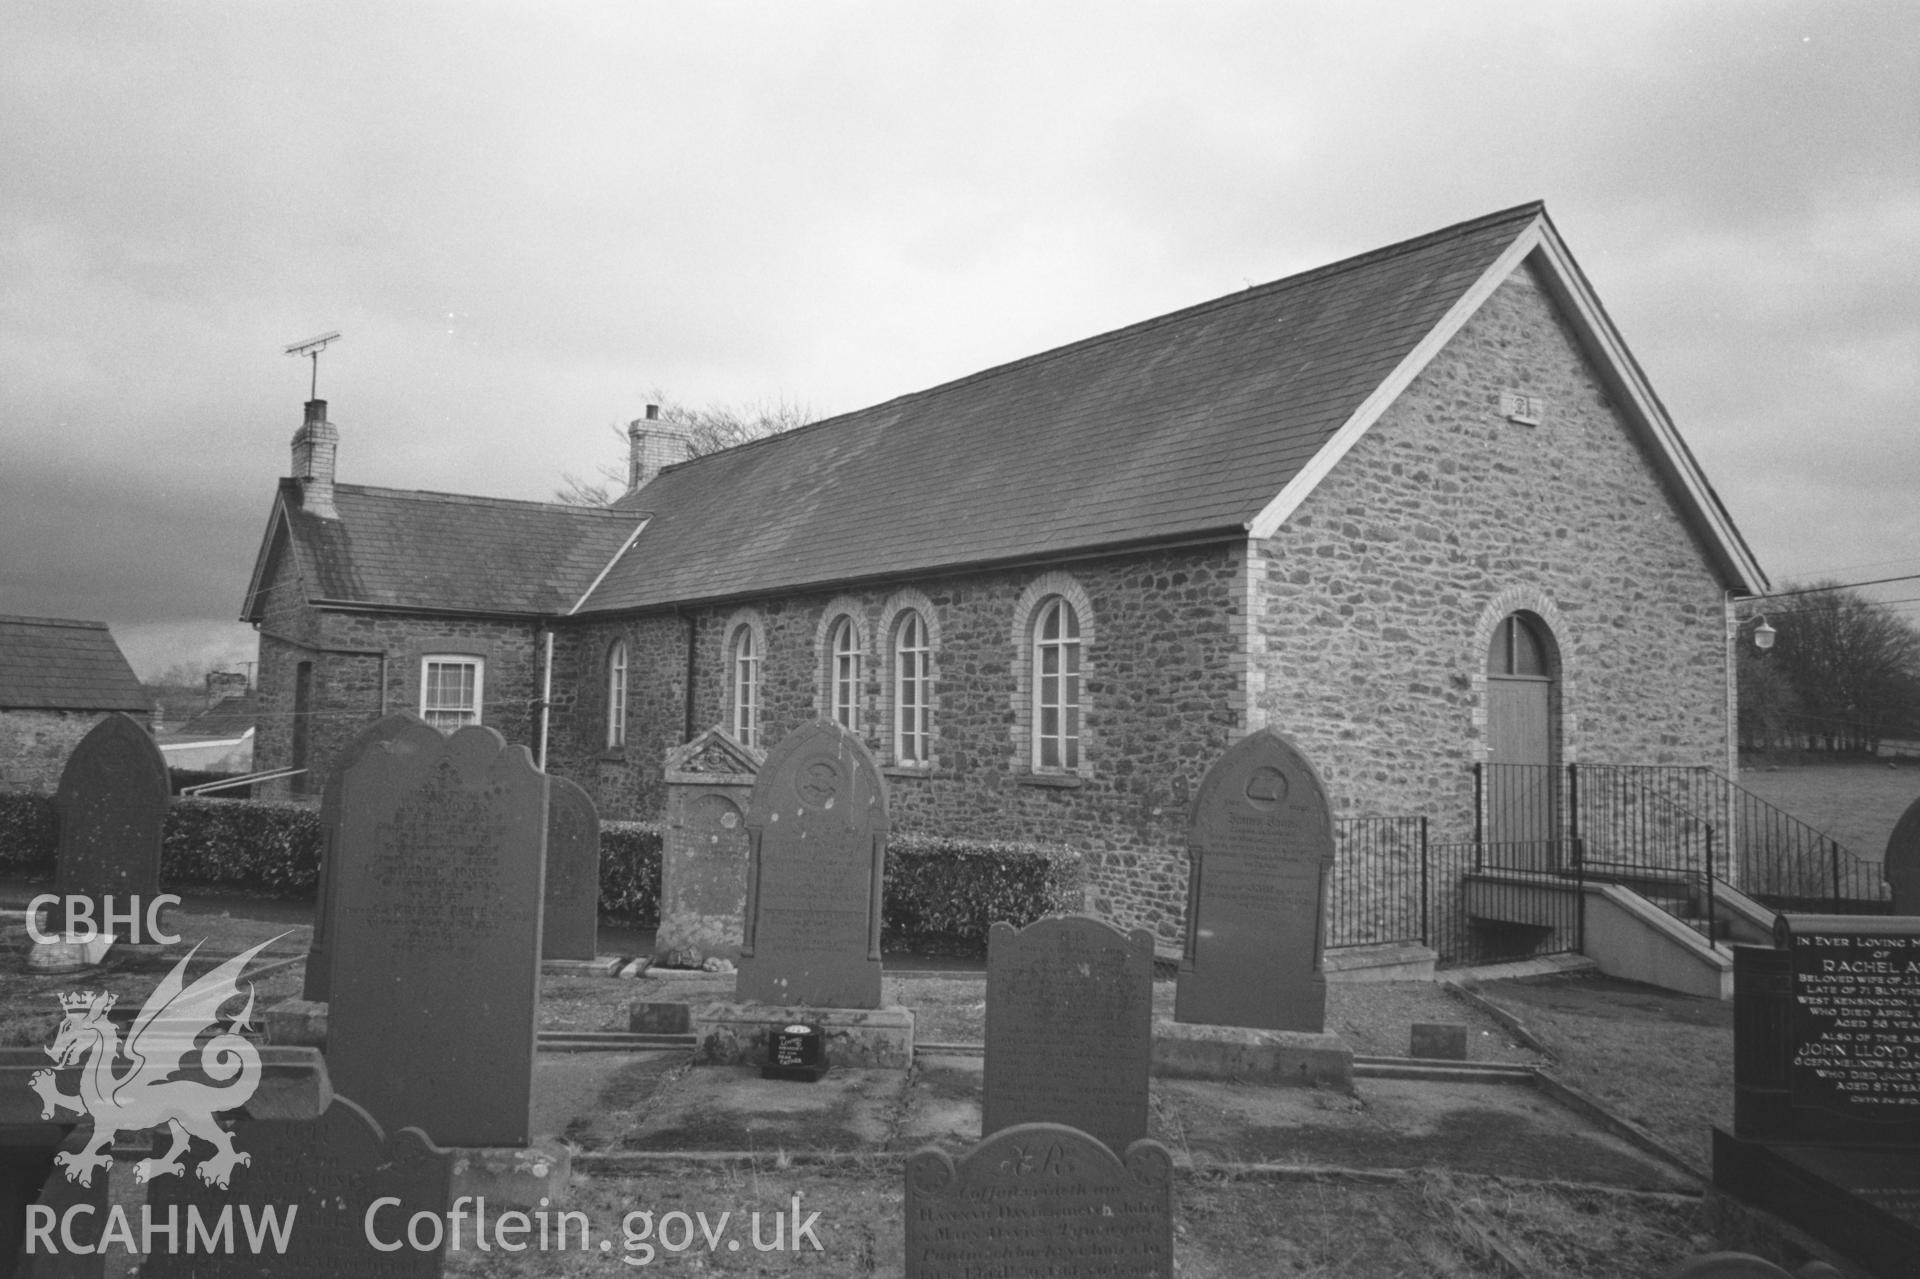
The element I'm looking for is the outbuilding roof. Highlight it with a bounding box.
[243,484,638,618]
[0,616,151,712]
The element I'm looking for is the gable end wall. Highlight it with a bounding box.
[1251,262,1732,837]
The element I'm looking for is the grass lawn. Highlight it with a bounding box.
[1736,757,1920,859]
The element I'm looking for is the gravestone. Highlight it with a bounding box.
[734,721,887,1009]
[984,916,1154,1153]
[1884,793,1920,914]
[905,1123,1173,1278]
[1715,915,1920,1279]
[655,728,764,965]
[304,713,422,1003]
[1175,728,1334,1032]
[326,723,547,1148]
[51,713,169,944]
[144,1097,453,1278]
[542,775,600,961]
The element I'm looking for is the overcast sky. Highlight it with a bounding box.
[3,2,1915,678]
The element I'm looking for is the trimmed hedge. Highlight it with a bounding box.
[882,832,1084,956]
[0,793,58,878]
[0,794,1085,956]
[163,798,323,897]
[599,821,663,925]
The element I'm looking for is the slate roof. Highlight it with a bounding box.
[0,616,151,712]
[246,484,639,617]
[175,692,258,738]
[578,203,1548,613]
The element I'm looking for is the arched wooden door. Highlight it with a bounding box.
[1485,613,1558,868]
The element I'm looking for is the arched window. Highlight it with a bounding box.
[1032,597,1081,771]
[1488,613,1549,677]
[730,625,760,748]
[605,640,628,750]
[829,616,862,732]
[893,610,931,764]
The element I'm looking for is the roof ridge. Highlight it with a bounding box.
[0,615,111,630]
[651,201,1547,476]
[333,483,640,517]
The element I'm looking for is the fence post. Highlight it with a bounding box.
[1472,763,1484,870]
[1574,812,1586,954]
[1705,825,1719,952]
[1830,837,1842,912]
[1418,816,1430,948]
[1567,763,1581,873]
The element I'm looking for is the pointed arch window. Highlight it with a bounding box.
[731,625,760,748]
[606,640,629,750]
[893,610,931,764]
[1032,597,1082,771]
[829,616,862,732]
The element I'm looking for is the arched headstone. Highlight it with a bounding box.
[735,721,887,1009]
[1174,728,1334,1032]
[53,712,169,944]
[326,724,546,1148]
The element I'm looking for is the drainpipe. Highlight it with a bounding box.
[539,628,554,771]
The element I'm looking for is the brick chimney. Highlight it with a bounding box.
[289,399,339,519]
[626,404,692,492]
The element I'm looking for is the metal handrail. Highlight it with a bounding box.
[179,767,307,797]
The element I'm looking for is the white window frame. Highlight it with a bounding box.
[829,616,862,732]
[893,610,931,765]
[1031,597,1081,771]
[606,639,628,749]
[420,655,483,730]
[731,625,760,748]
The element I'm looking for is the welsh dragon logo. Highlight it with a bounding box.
[29,936,281,1189]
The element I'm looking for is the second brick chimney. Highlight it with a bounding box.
[289,399,339,519]
[626,404,692,492]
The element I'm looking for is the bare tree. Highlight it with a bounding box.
[1751,583,1920,751]
[554,392,814,506]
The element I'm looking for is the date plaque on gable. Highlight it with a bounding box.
[1501,390,1546,426]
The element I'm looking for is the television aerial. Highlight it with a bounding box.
[283,331,342,399]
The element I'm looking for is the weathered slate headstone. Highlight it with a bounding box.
[143,1097,453,1278]
[1716,917,1920,1278]
[983,916,1154,1152]
[1175,728,1334,1033]
[327,723,547,1148]
[543,775,600,961]
[52,713,169,944]
[1884,793,1920,915]
[655,727,763,964]
[905,1124,1173,1279]
[735,721,887,1009]
[304,713,422,1003]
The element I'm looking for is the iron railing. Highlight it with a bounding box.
[1327,816,1428,949]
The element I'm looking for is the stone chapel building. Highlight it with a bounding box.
[241,203,1767,945]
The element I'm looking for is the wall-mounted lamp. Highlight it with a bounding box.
[1744,615,1776,652]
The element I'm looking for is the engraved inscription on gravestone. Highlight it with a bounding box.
[735,721,887,1009]
[53,712,169,942]
[1784,918,1920,1128]
[305,714,422,1003]
[144,1097,453,1278]
[984,916,1155,1153]
[658,791,753,962]
[905,1123,1173,1279]
[327,724,546,1148]
[1175,729,1334,1033]
[543,775,600,961]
